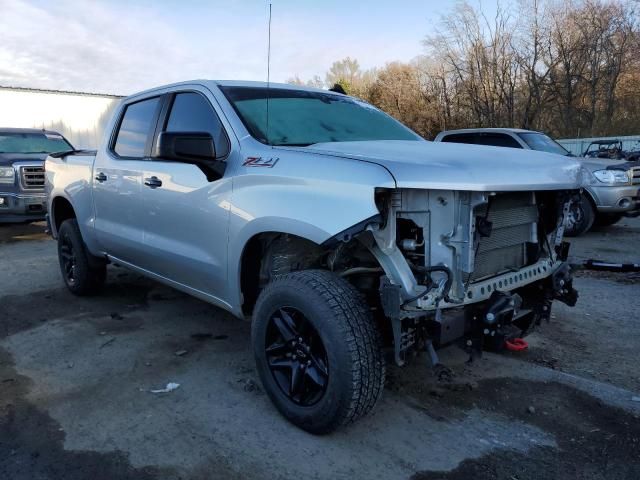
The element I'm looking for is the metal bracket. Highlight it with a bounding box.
[365,193,425,302]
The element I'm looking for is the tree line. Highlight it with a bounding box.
[288,0,640,140]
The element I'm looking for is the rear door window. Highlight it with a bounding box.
[165,92,230,158]
[475,133,522,148]
[441,132,523,149]
[440,133,479,144]
[113,97,161,158]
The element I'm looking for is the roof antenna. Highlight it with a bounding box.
[266,2,272,146]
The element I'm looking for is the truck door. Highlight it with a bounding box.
[139,90,233,299]
[92,96,162,265]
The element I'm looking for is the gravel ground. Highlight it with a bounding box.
[1,218,639,480]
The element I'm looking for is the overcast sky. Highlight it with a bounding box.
[0,0,502,96]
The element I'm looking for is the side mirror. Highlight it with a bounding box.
[153,131,216,162]
[153,132,225,179]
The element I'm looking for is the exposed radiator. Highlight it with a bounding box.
[470,192,537,281]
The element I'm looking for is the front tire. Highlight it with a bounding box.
[564,194,595,237]
[57,219,106,295]
[252,270,385,434]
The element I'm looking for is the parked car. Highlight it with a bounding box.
[434,128,640,235]
[0,128,74,223]
[46,81,582,433]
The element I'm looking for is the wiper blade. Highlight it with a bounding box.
[48,149,78,158]
[48,149,96,158]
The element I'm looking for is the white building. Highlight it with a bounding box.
[0,86,123,149]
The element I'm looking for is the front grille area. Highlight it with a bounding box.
[20,166,45,190]
[470,192,537,281]
[631,167,640,185]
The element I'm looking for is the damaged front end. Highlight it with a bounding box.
[357,188,579,366]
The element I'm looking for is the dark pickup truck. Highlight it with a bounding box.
[0,128,74,223]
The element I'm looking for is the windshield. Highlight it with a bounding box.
[518,132,569,155]
[0,132,73,154]
[220,86,420,146]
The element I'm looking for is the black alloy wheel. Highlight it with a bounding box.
[59,229,78,287]
[265,307,329,406]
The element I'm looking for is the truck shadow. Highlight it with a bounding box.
[0,221,48,244]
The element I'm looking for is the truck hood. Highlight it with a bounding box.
[298,140,586,191]
[0,152,48,166]
[575,156,632,172]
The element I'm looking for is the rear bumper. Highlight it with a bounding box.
[589,185,640,213]
[0,191,47,223]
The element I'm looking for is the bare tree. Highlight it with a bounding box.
[286,75,325,89]
[290,0,640,139]
[325,57,362,91]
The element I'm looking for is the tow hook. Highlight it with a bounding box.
[483,291,522,328]
[505,338,529,351]
[484,291,523,348]
[466,291,523,360]
[551,263,578,306]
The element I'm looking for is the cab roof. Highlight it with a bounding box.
[124,79,335,102]
[439,128,540,135]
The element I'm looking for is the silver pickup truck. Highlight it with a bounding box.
[46,80,584,433]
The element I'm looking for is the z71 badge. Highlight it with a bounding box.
[242,156,279,168]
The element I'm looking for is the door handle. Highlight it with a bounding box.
[144,176,163,189]
[95,172,107,183]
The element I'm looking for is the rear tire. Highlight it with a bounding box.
[564,194,595,237]
[57,219,106,295]
[594,213,623,227]
[252,269,385,434]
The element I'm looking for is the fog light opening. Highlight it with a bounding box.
[618,198,631,209]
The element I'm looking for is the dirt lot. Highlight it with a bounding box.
[1,219,639,480]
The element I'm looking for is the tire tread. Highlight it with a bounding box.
[58,219,106,296]
[255,269,385,432]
